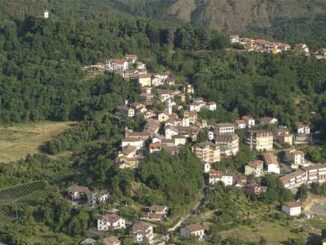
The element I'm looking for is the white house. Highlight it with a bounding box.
[296,123,310,135]
[151,74,168,87]
[220,173,235,186]
[208,170,233,186]
[97,213,126,231]
[181,117,190,127]
[241,115,255,128]
[132,221,154,244]
[294,43,309,56]
[205,102,217,111]
[180,224,205,240]
[165,126,179,139]
[234,119,246,129]
[263,152,280,174]
[137,62,146,70]
[286,149,305,167]
[267,162,280,175]
[282,201,302,216]
[92,190,109,204]
[230,35,240,44]
[245,160,264,177]
[110,59,129,72]
[158,89,178,102]
[189,98,206,112]
[259,117,278,126]
[143,204,168,221]
[208,130,215,141]
[214,123,235,135]
[121,138,145,150]
[98,194,109,204]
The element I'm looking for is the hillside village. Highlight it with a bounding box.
[0,1,326,244]
[230,35,326,58]
[74,54,326,244]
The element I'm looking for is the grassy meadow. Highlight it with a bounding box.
[0,122,73,163]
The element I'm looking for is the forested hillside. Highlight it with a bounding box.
[0,13,227,122]
[1,0,325,46]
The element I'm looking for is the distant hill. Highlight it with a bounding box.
[1,0,325,35]
[168,0,326,33]
[0,0,325,46]
[0,0,173,21]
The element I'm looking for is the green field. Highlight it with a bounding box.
[0,122,73,163]
[219,221,306,244]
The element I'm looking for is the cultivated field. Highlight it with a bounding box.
[0,121,73,163]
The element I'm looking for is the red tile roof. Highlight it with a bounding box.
[185,223,205,232]
[101,213,121,223]
[103,236,121,245]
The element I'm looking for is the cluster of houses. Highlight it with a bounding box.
[67,184,109,207]
[83,54,177,88]
[80,54,326,243]
[191,122,240,173]
[95,204,206,243]
[67,185,165,243]
[96,212,158,243]
[112,57,219,169]
[67,184,172,244]
[230,35,291,54]
[236,116,312,147]
[230,35,326,59]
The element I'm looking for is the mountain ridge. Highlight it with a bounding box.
[168,0,326,33]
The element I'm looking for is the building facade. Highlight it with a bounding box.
[192,141,221,163]
[246,130,273,151]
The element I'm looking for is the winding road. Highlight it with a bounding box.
[168,185,208,233]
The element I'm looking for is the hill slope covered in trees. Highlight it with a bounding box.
[169,0,326,33]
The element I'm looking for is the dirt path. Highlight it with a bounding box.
[168,185,208,232]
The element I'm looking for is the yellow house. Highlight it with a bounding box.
[138,74,152,87]
[272,49,281,55]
